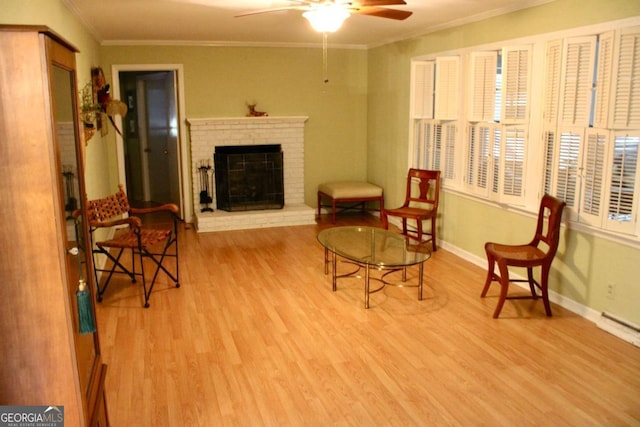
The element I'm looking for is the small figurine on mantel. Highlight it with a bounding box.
[246,102,268,117]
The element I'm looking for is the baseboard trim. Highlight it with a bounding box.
[439,239,637,346]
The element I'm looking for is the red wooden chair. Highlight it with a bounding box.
[382,169,441,251]
[481,194,566,318]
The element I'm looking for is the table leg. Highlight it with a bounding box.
[324,247,329,275]
[332,251,337,292]
[365,264,370,309]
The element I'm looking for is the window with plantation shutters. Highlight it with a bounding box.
[542,26,640,235]
[435,56,459,120]
[463,47,528,205]
[611,27,640,129]
[410,57,459,185]
[502,47,531,123]
[409,20,640,241]
[558,36,597,126]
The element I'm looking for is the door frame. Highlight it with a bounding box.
[111,64,191,222]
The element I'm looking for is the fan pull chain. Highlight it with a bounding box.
[323,32,329,84]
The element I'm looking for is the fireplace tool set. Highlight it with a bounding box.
[198,161,214,212]
[62,165,77,219]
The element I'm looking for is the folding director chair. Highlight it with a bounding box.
[87,184,180,308]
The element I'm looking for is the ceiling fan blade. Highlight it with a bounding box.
[355,0,407,6]
[235,6,304,18]
[354,7,413,20]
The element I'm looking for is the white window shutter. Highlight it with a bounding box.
[435,56,459,120]
[542,40,563,125]
[492,127,502,195]
[466,124,494,197]
[432,123,443,170]
[554,128,584,220]
[416,121,442,171]
[502,46,531,123]
[558,36,597,126]
[500,126,526,203]
[542,130,556,195]
[611,27,640,129]
[593,32,615,128]
[412,61,435,119]
[468,51,497,122]
[412,119,430,169]
[443,123,457,181]
[579,129,609,227]
[604,132,639,234]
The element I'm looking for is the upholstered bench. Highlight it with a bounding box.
[317,181,384,224]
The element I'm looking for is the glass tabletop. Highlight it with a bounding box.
[317,226,431,267]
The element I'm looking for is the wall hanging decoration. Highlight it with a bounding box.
[80,67,128,142]
[80,82,97,143]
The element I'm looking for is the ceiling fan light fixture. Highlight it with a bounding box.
[303,4,350,33]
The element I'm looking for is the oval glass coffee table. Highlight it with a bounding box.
[317,226,432,308]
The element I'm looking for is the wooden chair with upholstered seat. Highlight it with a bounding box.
[86,184,180,308]
[481,194,566,318]
[381,169,441,251]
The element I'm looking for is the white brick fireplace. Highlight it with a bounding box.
[187,116,315,232]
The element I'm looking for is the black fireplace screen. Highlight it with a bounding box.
[214,144,284,212]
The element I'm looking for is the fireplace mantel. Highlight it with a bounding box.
[187,116,314,232]
[187,116,308,125]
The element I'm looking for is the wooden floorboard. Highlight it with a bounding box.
[95,213,640,426]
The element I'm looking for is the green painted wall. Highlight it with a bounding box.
[366,0,640,324]
[99,44,369,206]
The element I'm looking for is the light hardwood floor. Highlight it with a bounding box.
[96,214,640,426]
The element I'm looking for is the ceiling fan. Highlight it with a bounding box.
[235,1,412,83]
[236,0,413,33]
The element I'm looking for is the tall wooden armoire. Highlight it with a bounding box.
[0,26,109,426]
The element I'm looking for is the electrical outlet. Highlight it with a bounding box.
[606,283,616,300]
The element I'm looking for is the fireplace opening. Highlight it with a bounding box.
[214,144,284,212]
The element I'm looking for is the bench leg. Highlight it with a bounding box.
[318,190,384,224]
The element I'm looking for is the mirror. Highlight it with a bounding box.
[52,64,98,392]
